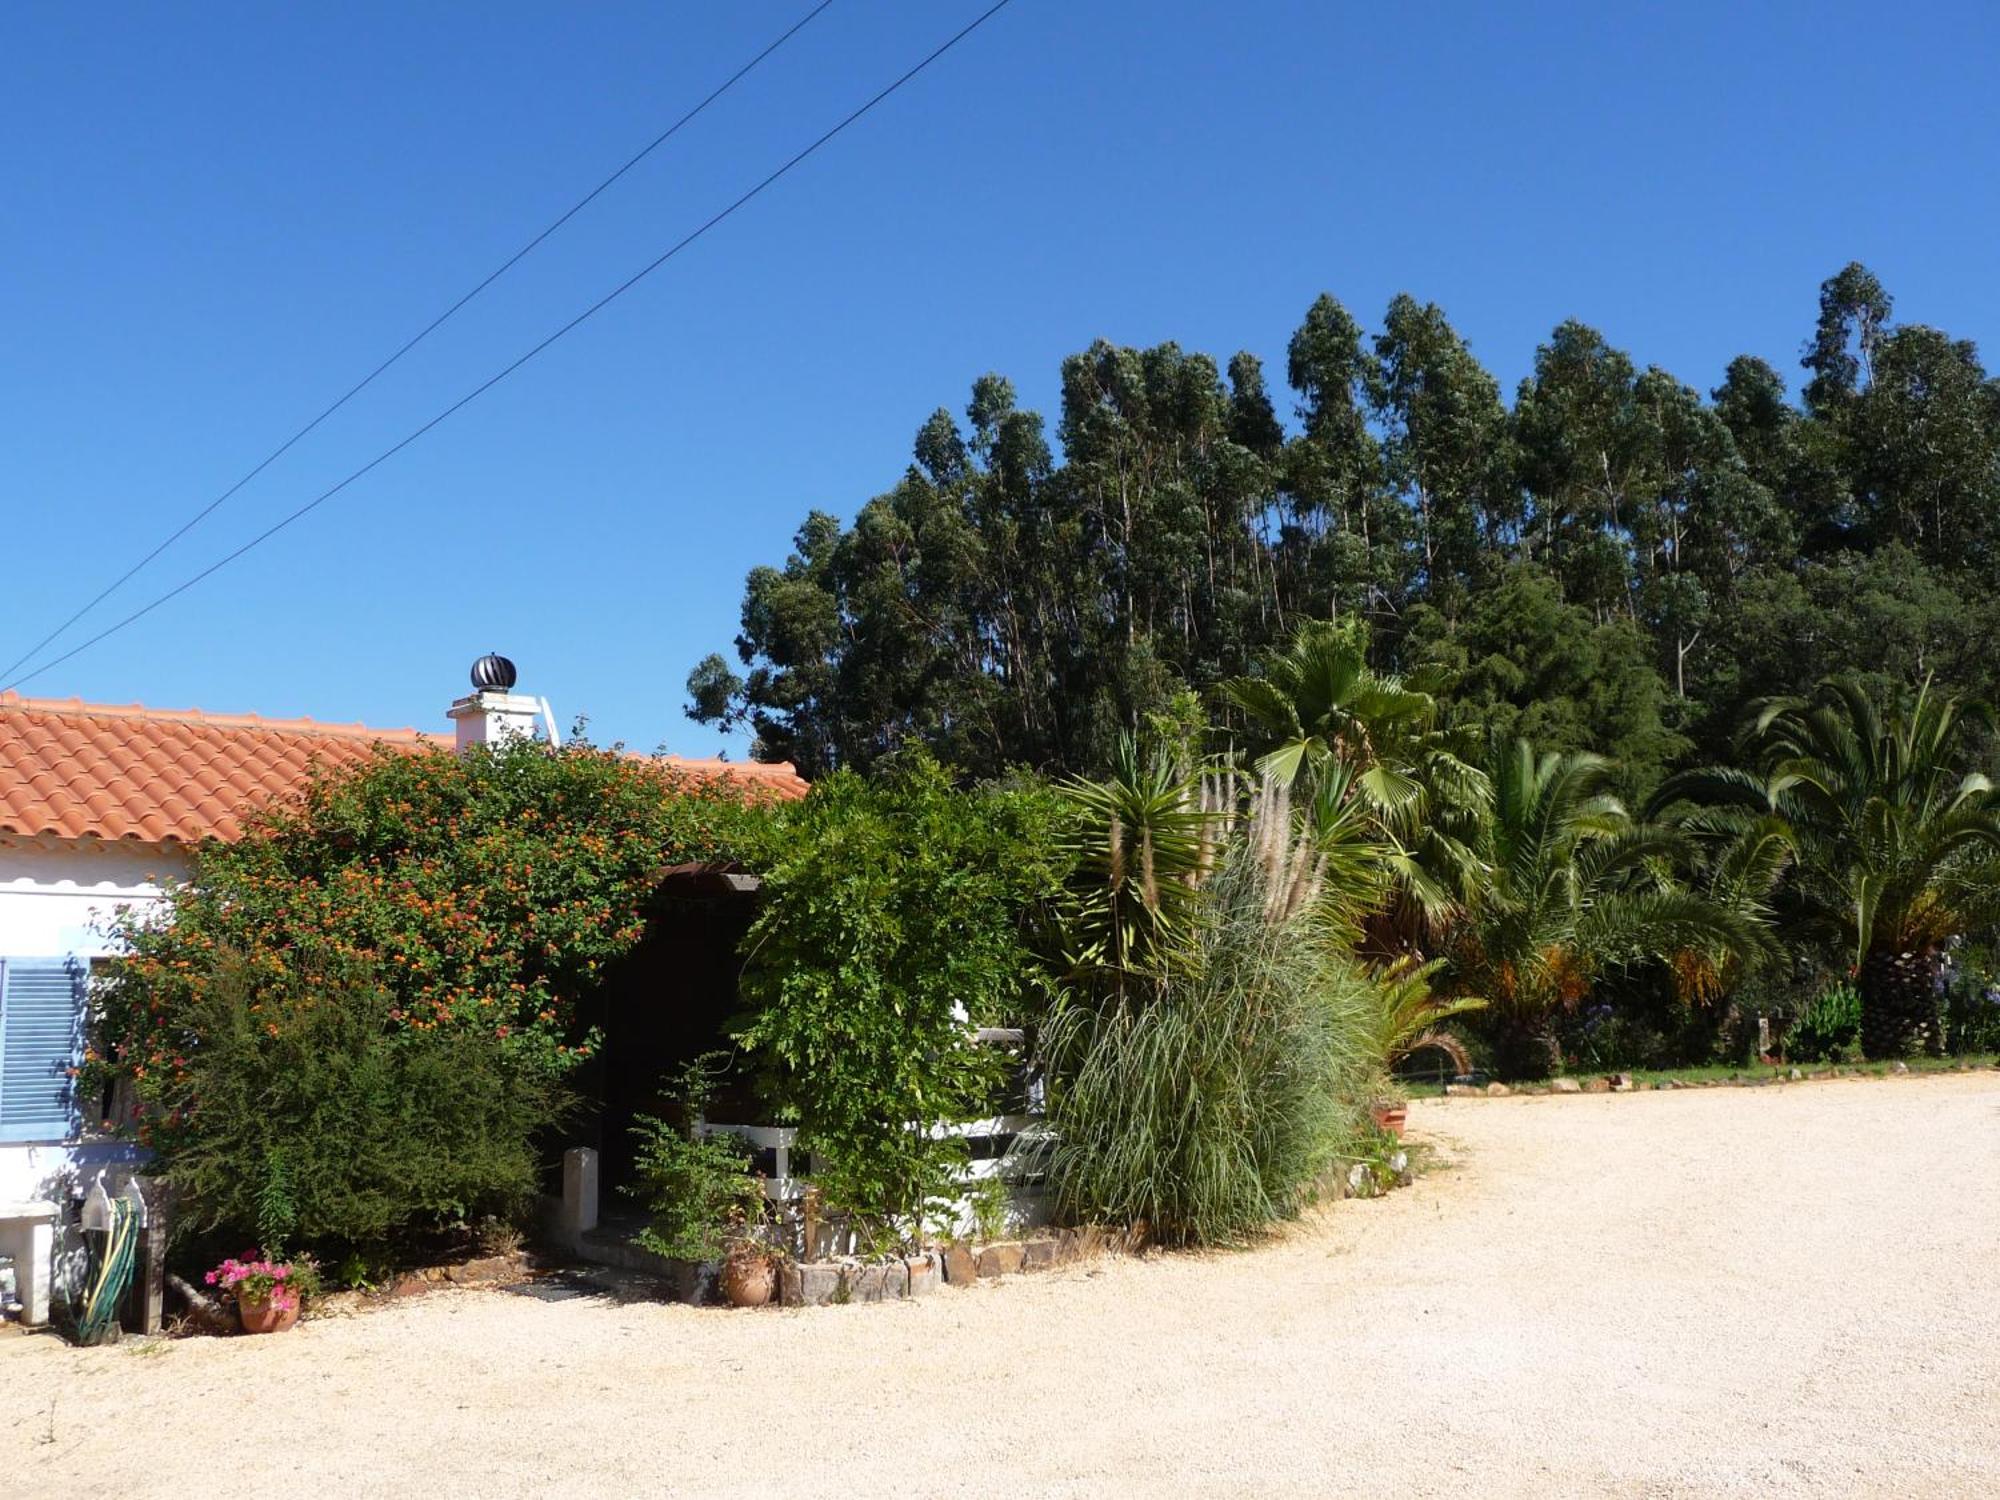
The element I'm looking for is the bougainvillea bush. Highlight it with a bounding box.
[91,737,773,1256]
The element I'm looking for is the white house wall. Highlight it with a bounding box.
[0,835,177,1302]
[0,834,181,959]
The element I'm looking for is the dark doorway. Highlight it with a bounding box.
[586,866,764,1193]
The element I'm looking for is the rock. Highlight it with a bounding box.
[877,1261,911,1300]
[1582,1077,1612,1094]
[1021,1238,1058,1272]
[906,1255,939,1298]
[1551,1078,1582,1094]
[783,1262,844,1306]
[1610,1073,1636,1092]
[1387,1150,1412,1187]
[1892,1061,1911,1075]
[847,1264,887,1303]
[1788,1067,1804,1081]
[940,1242,977,1287]
[1485,1082,1511,1097]
[1444,1083,1481,1097]
[388,1274,429,1300]
[975,1242,1025,1278]
[1346,1162,1373,1198]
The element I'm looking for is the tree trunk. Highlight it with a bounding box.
[1490,1018,1562,1081]
[1858,945,1943,1060]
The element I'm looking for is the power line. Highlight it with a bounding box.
[0,1,838,688]
[2,0,1017,696]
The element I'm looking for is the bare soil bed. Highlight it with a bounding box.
[4,1072,1997,1498]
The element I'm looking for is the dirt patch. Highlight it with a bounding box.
[3,1073,1996,1497]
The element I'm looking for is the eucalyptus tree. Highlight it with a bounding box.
[1369,294,1514,615]
[1653,676,2000,1058]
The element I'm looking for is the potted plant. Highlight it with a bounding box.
[716,1210,780,1309]
[207,1253,319,1334]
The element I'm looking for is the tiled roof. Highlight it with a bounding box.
[0,693,805,845]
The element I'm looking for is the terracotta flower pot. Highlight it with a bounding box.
[718,1249,776,1308]
[1371,1103,1408,1138]
[236,1290,301,1334]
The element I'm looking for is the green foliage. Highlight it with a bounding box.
[1052,738,1222,997]
[731,753,1070,1243]
[1657,675,2000,1057]
[697,260,2000,811]
[1942,957,2000,1056]
[1366,957,1484,1071]
[1787,982,1861,1063]
[1405,565,1685,801]
[1446,739,1762,1076]
[628,1124,764,1264]
[138,952,562,1259]
[1041,825,1375,1248]
[94,736,771,1095]
[1220,618,1436,790]
[626,1053,768,1263]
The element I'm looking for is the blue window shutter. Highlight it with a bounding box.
[0,958,85,1143]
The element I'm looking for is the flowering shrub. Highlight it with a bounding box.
[89,736,774,1259]
[207,1253,322,1312]
[92,737,771,1148]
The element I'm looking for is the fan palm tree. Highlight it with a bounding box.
[1651,676,2000,1058]
[1219,619,1438,792]
[1447,740,1761,1077]
[1221,620,1488,954]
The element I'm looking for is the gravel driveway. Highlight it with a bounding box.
[4,1072,1997,1498]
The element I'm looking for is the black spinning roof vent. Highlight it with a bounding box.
[470,653,518,693]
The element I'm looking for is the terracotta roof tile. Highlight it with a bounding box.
[0,692,807,845]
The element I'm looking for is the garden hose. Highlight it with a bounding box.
[75,1196,138,1345]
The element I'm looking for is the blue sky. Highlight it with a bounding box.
[5,1,1997,757]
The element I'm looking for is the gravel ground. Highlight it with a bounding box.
[3,1071,1997,1499]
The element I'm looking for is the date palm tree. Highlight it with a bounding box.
[1652,676,2000,1058]
[1448,739,1761,1077]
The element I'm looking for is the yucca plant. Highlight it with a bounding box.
[1051,737,1223,1002]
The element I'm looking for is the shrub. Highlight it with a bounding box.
[731,754,1069,1245]
[95,736,770,1088]
[1942,957,2000,1055]
[138,952,563,1259]
[1787,981,1862,1062]
[1041,821,1375,1247]
[626,1054,766,1263]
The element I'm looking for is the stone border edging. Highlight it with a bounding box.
[780,1225,1137,1307]
[1431,1058,1999,1099]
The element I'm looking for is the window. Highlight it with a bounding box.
[0,958,85,1143]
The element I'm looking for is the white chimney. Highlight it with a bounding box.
[447,653,550,753]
